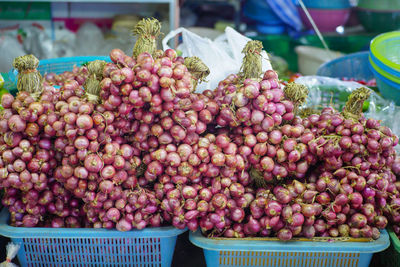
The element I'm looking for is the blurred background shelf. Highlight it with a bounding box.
[0,0,179,34]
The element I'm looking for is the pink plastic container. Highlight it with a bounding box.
[298,8,351,32]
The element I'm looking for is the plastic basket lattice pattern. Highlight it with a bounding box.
[8,56,111,84]
[19,237,164,266]
[215,251,363,267]
[0,209,185,267]
[36,56,111,75]
[189,230,390,267]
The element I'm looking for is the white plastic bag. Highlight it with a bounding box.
[0,35,25,73]
[75,23,105,56]
[162,27,272,92]
[0,242,20,267]
[22,25,55,59]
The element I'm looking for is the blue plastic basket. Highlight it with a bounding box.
[8,56,111,85]
[0,209,186,267]
[189,230,390,267]
[317,51,375,81]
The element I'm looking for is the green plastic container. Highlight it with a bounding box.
[295,35,374,54]
[252,35,298,72]
[357,8,400,33]
[379,229,400,267]
[252,34,374,73]
[358,0,400,11]
[0,2,51,20]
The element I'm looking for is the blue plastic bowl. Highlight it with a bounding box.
[243,0,282,25]
[317,51,375,81]
[370,63,400,104]
[370,31,400,72]
[296,0,351,9]
[370,51,400,78]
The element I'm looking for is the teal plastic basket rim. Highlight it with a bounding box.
[189,230,390,253]
[8,56,111,84]
[0,209,186,239]
[38,56,110,66]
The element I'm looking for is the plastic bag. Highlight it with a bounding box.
[0,35,25,73]
[22,25,55,59]
[102,29,135,56]
[74,23,105,56]
[52,28,76,58]
[0,242,20,267]
[162,27,272,92]
[296,75,400,153]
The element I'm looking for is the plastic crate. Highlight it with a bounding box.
[189,230,389,267]
[379,228,400,266]
[0,209,186,267]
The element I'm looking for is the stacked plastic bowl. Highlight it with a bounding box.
[297,0,351,33]
[369,31,400,104]
[357,0,400,32]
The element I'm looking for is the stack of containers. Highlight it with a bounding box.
[369,31,400,104]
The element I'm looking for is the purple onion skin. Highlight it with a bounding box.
[277,228,293,241]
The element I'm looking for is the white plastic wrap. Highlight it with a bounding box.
[295,76,366,109]
[52,28,76,58]
[22,25,55,59]
[0,243,20,267]
[296,75,400,153]
[102,29,135,56]
[74,23,105,56]
[74,23,134,57]
[0,35,25,73]
[162,27,273,92]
